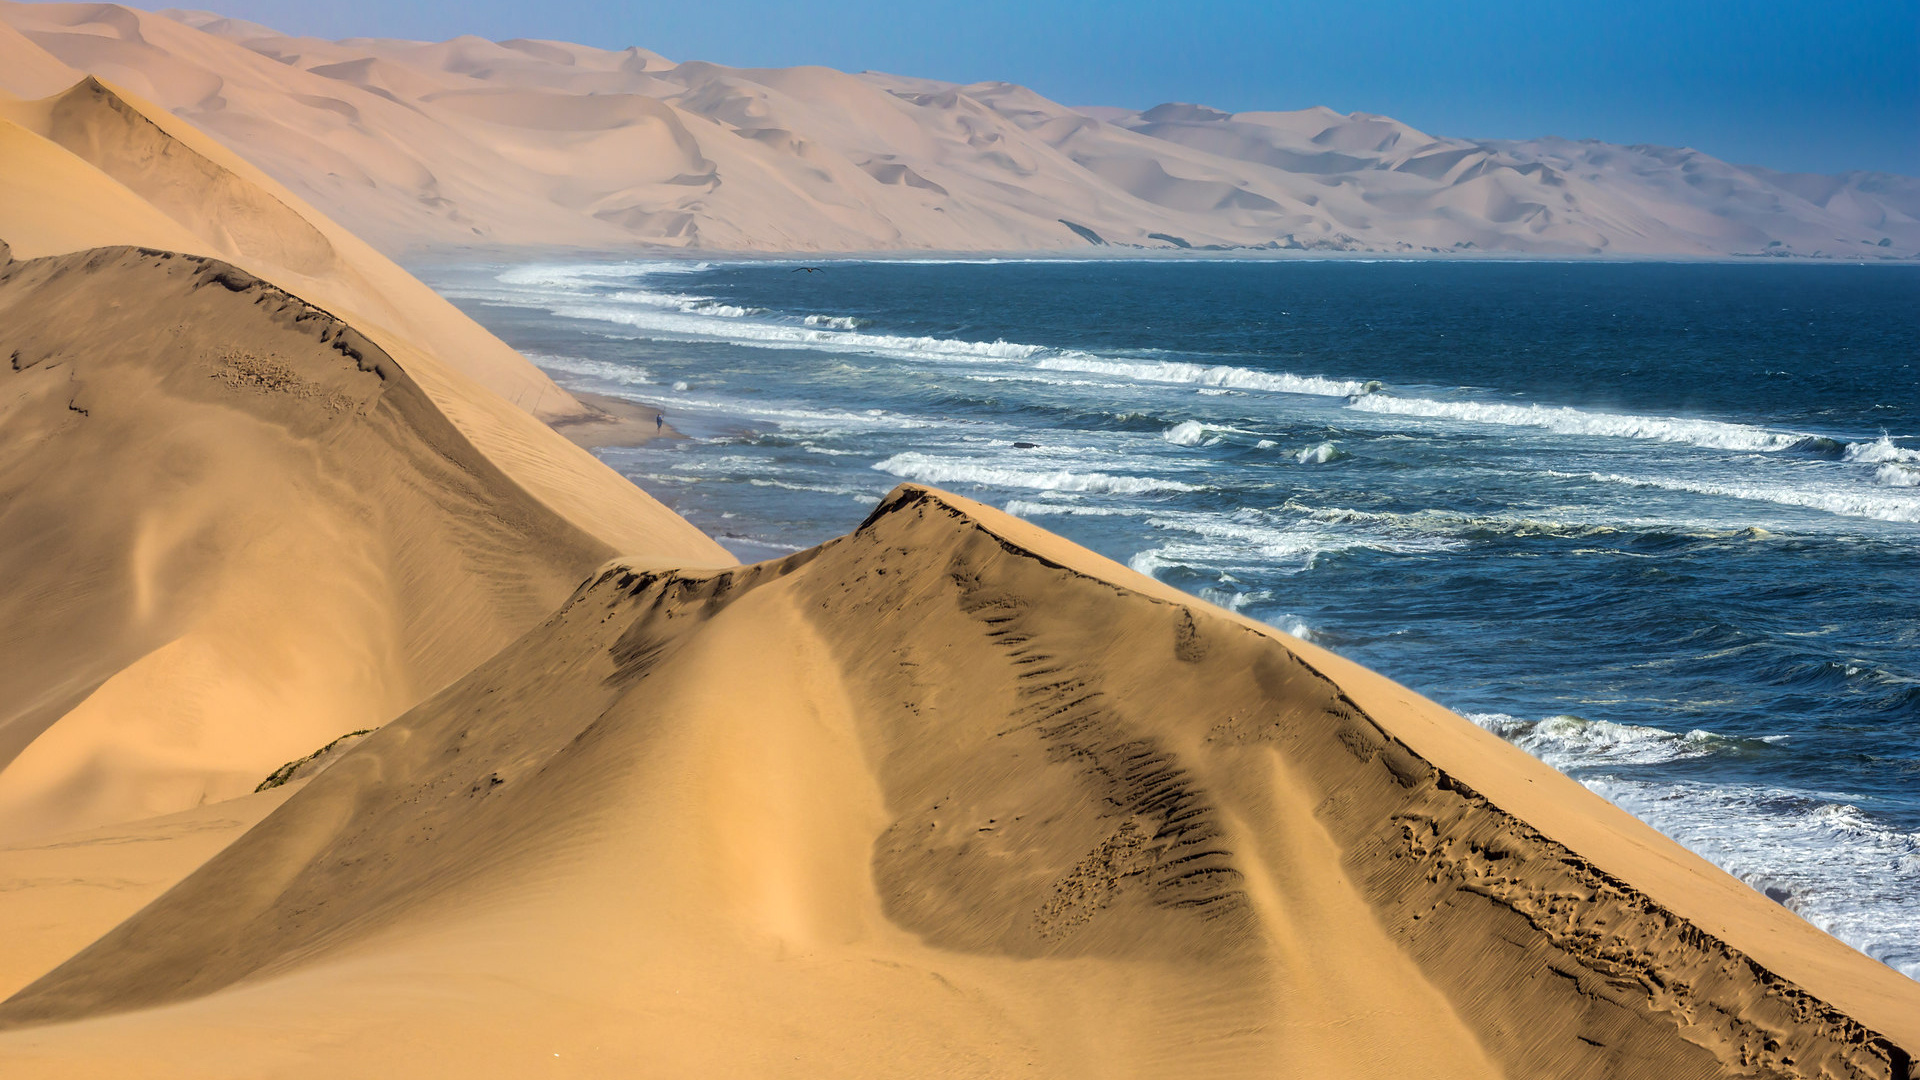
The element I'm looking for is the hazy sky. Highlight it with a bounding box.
[180,0,1917,174]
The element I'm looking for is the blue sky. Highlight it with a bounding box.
[187,0,1917,174]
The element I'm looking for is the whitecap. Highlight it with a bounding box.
[550,301,1047,363]
[1470,710,1920,980]
[1163,420,1213,446]
[1551,470,1920,524]
[1295,440,1344,464]
[803,314,870,330]
[1035,354,1372,397]
[496,261,708,288]
[874,452,1198,495]
[1844,434,1920,465]
[1875,463,1920,488]
[1348,394,1817,452]
[1004,500,1153,519]
[1466,712,1728,767]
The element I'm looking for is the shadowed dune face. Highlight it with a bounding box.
[2,487,1908,1079]
[0,244,611,841]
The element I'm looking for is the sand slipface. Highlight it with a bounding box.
[0,486,1912,1078]
[0,67,729,842]
[0,244,630,840]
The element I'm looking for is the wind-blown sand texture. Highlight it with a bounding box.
[2,2,1914,258]
[0,487,1913,1077]
[0,68,726,843]
[1,7,1918,1078]
[0,242,720,842]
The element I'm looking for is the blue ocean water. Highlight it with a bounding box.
[423,257,1920,978]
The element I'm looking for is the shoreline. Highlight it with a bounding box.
[546,389,684,449]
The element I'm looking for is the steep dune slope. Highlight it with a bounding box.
[0,243,719,842]
[1,487,1911,1078]
[3,2,1910,257]
[0,65,724,546]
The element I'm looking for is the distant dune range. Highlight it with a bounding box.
[1,4,1919,1078]
[1,2,1915,257]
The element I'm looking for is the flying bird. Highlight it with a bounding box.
[792,266,823,273]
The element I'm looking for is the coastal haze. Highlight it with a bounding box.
[0,1,1916,1078]
[0,2,1914,257]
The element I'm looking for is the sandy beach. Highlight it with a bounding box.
[0,5,1916,1078]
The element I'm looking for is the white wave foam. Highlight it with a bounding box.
[522,351,654,386]
[1846,434,1920,465]
[1469,712,1920,979]
[1195,582,1275,613]
[1278,618,1315,639]
[874,453,1198,495]
[745,478,877,498]
[1035,355,1372,397]
[1553,470,1920,523]
[496,261,709,288]
[1296,440,1343,464]
[1126,508,1460,582]
[607,290,760,318]
[1876,463,1920,488]
[1467,712,1728,767]
[1004,500,1152,519]
[550,301,1046,362]
[1164,421,1214,446]
[1348,394,1814,451]
[803,314,869,330]
[524,355,933,434]
[502,264,1382,402]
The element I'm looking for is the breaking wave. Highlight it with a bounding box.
[873,452,1199,495]
[1469,712,1920,979]
[804,314,871,329]
[1551,470,1920,524]
[1295,440,1345,464]
[1847,434,1920,467]
[1037,354,1375,397]
[1347,394,1820,452]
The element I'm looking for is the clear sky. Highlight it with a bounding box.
[178,0,1917,175]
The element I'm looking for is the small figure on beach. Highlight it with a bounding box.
[656,414,664,432]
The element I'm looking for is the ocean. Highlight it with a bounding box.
[423,257,1920,979]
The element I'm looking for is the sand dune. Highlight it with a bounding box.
[0,243,718,842]
[0,56,725,841]
[0,72,728,842]
[0,785,299,1000]
[0,2,1910,257]
[1,5,1917,1075]
[0,486,1912,1077]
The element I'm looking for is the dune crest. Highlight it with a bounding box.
[1,486,1911,1077]
[0,241,726,842]
[0,245,591,839]
[0,62,734,839]
[1,1,1911,258]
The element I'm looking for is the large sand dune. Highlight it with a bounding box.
[0,70,727,844]
[0,242,716,842]
[2,1,1912,257]
[1,5,1917,1076]
[1,487,1913,1077]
